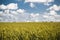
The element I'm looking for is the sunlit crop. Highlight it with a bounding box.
[0,22,60,40]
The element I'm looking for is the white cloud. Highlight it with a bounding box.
[49,10,57,15]
[43,15,56,22]
[30,13,39,17]
[47,5,60,11]
[30,13,40,22]
[0,3,18,10]
[25,0,54,3]
[10,11,18,14]
[43,10,60,22]
[0,3,60,22]
[0,8,60,22]
[4,9,10,14]
[0,7,27,22]
[7,3,18,9]
[43,15,49,18]
[0,4,7,9]
[0,3,28,22]
[17,9,25,14]
[43,4,60,22]
[30,3,35,8]
[25,0,54,5]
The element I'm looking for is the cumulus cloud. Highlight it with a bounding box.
[0,10,26,22]
[0,3,60,22]
[7,3,18,9]
[0,4,7,9]
[43,4,60,22]
[0,3,27,22]
[17,9,25,14]
[43,10,60,22]
[25,0,54,5]
[0,3,18,10]
[47,5,60,11]
[30,13,39,17]
[0,9,60,22]
[25,0,54,3]
[49,10,57,16]
[29,13,40,22]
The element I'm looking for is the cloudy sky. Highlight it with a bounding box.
[0,0,60,22]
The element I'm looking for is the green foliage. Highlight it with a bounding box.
[0,22,60,40]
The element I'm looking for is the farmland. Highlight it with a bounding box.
[0,22,60,40]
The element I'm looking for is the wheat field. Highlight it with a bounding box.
[0,22,60,40]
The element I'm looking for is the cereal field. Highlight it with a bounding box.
[0,22,60,40]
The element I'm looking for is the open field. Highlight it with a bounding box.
[0,22,60,40]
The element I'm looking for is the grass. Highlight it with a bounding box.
[0,22,60,40]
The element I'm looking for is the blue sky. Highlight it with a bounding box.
[0,0,60,22]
